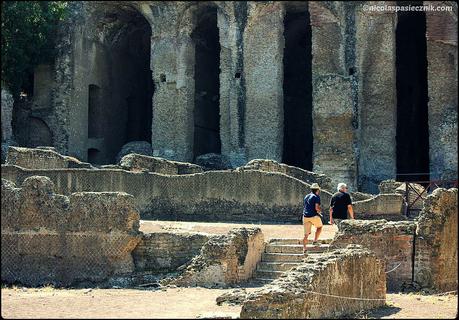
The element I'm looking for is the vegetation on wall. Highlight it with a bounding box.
[1,1,68,98]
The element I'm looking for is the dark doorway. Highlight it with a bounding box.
[282,10,313,170]
[88,84,102,138]
[87,148,103,165]
[396,1,429,182]
[87,6,153,164]
[192,7,221,160]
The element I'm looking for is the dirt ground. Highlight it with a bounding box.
[2,287,457,319]
[139,219,338,240]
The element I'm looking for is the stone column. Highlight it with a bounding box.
[244,2,284,162]
[355,2,397,193]
[218,6,247,167]
[150,14,195,162]
[1,88,14,144]
[310,2,357,190]
[425,1,458,181]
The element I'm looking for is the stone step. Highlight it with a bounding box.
[265,245,302,254]
[265,244,330,254]
[254,269,286,280]
[268,238,332,245]
[251,278,276,285]
[261,253,304,262]
[257,262,300,272]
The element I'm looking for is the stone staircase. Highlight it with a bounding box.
[252,238,333,284]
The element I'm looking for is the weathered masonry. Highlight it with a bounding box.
[14,1,457,193]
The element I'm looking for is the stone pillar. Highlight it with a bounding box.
[244,2,284,162]
[355,2,397,193]
[310,2,357,190]
[151,23,195,162]
[1,88,14,143]
[425,2,458,181]
[218,6,247,167]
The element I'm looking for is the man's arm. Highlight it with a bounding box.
[329,207,334,224]
[347,204,354,219]
[315,203,323,216]
[347,193,354,219]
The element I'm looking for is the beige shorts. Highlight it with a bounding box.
[303,215,323,234]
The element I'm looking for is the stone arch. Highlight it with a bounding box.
[82,3,154,164]
[28,117,53,147]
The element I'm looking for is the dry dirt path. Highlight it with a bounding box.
[139,220,338,240]
[2,287,457,319]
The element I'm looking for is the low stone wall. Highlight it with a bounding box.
[119,153,203,174]
[1,165,334,223]
[239,245,386,318]
[378,179,403,194]
[379,180,425,211]
[238,159,335,192]
[331,220,416,291]
[161,228,265,287]
[6,146,92,169]
[332,188,458,292]
[414,188,458,291]
[132,232,210,273]
[1,176,141,287]
[353,194,405,220]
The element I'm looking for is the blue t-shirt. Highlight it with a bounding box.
[303,193,321,217]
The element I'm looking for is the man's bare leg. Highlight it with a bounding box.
[313,227,322,244]
[303,232,310,254]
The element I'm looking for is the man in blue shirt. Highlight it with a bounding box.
[303,183,323,254]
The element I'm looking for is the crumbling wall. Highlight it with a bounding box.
[6,146,92,170]
[1,176,141,286]
[238,159,335,191]
[353,193,405,220]
[1,165,334,223]
[161,228,264,287]
[379,179,427,213]
[240,245,386,318]
[119,153,203,174]
[331,220,416,291]
[132,232,210,273]
[414,188,458,291]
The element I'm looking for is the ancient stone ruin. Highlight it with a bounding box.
[1,1,457,318]
[1,148,457,316]
[6,1,457,194]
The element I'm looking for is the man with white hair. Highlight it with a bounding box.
[329,183,354,227]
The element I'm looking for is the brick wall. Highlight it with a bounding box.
[132,232,209,273]
[332,220,416,291]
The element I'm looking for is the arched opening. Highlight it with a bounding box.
[87,6,153,164]
[28,117,53,147]
[192,6,221,160]
[282,8,313,170]
[87,148,103,165]
[396,1,429,182]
